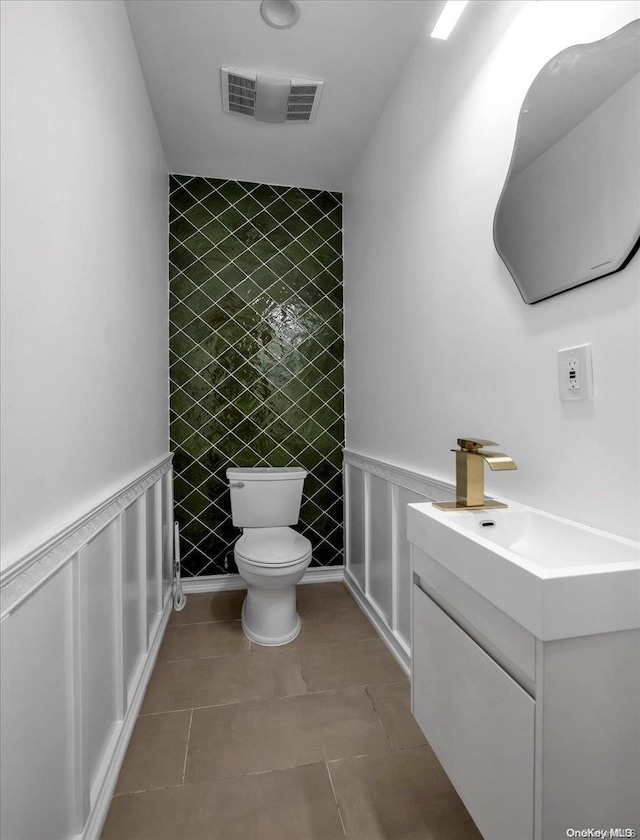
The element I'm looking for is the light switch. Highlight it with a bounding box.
[558,344,593,401]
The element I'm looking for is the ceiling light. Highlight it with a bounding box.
[431,0,469,40]
[260,0,300,30]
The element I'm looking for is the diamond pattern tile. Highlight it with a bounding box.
[169,176,344,577]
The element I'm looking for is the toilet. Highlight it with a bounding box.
[227,466,312,645]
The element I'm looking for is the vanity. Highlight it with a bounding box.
[408,501,640,840]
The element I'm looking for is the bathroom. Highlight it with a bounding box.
[1,0,639,838]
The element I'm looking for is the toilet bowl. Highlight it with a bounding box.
[235,527,312,645]
[227,467,312,645]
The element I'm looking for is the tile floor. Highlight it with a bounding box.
[102,582,481,840]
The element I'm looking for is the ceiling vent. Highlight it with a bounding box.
[221,67,323,124]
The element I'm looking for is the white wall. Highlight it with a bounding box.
[344,0,640,541]
[1,7,171,835]
[0,0,169,570]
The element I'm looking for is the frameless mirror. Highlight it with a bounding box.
[494,20,640,304]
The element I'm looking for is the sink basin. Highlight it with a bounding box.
[407,500,640,640]
[444,508,639,573]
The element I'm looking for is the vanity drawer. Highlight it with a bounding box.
[412,546,536,688]
[412,585,535,840]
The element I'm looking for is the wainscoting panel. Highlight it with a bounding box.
[162,470,174,597]
[0,455,173,840]
[0,563,76,840]
[345,462,366,591]
[369,474,393,626]
[122,498,146,705]
[145,483,161,638]
[79,524,121,805]
[343,450,455,672]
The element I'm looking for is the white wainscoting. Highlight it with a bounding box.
[0,455,173,840]
[343,450,456,674]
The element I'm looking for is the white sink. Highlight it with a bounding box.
[407,500,640,640]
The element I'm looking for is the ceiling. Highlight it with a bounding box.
[125,0,443,191]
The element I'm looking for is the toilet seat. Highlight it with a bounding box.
[235,526,312,567]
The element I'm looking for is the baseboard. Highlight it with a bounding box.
[299,566,345,585]
[344,569,411,676]
[181,574,247,594]
[181,565,345,594]
[83,595,173,840]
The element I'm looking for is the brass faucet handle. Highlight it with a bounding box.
[457,438,499,452]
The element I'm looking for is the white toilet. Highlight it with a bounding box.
[227,466,312,645]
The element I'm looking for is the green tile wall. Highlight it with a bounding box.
[169,176,344,577]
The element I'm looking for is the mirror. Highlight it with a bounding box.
[494,20,640,304]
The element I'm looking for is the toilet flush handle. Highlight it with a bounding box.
[229,481,245,489]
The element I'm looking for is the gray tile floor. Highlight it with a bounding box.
[102,582,481,840]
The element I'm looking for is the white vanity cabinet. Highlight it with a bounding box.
[413,584,535,840]
[411,545,640,840]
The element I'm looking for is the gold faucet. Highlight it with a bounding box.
[433,438,517,511]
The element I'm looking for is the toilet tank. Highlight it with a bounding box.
[226,467,307,527]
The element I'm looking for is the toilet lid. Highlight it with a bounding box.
[235,527,312,566]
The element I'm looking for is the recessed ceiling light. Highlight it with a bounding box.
[260,0,301,30]
[431,0,469,40]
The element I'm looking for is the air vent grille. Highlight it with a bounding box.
[286,84,318,122]
[221,68,323,123]
[290,85,316,96]
[227,73,256,117]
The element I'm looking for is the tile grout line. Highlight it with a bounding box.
[181,709,194,785]
[170,182,342,279]
[113,746,428,802]
[167,617,245,629]
[363,683,395,751]
[115,756,360,800]
[169,338,344,456]
[139,676,408,717]
[151,631,382,667]
[325,761,348,840]
[169,192,343,345]
[293,647,309,694]
[153,619,388,662]
[168,612,358,632]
